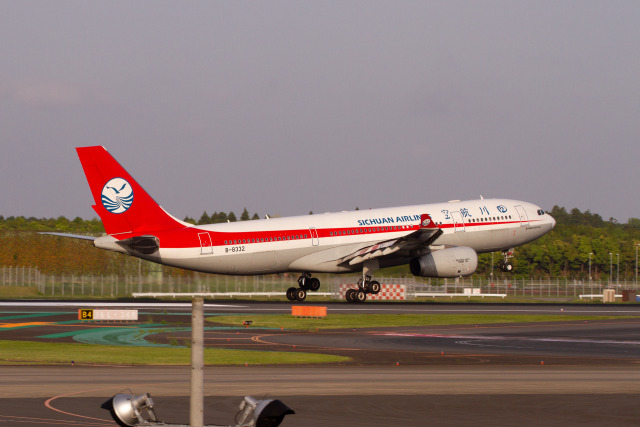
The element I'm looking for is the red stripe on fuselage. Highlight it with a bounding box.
[110,218,543,250]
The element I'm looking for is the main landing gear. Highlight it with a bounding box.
[499,248,515,273]
[286,273,321,302]
[345,276,381,303]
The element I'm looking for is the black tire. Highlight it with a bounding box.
[355,289,367,303]
[345,289,357,303]
[370,281,381,294]
[309,278,321,292]
[362,281,370,293]
[286,287,297,301]
[294,288,307,302]
[504,263,513,272]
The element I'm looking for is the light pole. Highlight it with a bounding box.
[616,253,620,286]
[636,243,640,288]
[609,252,613,287]
[589,252,593,286]
[491,252,494,284]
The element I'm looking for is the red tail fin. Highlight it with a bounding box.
[76,146,184,235]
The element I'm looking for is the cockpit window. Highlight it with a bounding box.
[537,209,545,215]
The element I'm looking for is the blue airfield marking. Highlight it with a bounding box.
[39,325,254,347]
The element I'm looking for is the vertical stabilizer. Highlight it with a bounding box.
[76,146,184,235]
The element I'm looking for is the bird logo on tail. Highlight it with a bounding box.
[101,177,134,214]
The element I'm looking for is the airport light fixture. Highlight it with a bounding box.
[101,392,158,427]
[235,396,295,427]
[102,392,294,427]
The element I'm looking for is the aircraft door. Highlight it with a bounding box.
[515,205,530,227]
[309,228,319,246]
[198,232,213,254]
[451,211,465,232]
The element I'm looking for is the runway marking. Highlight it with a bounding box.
[0,322,54,328]
[375,332,640,346]
[44,388,115,425]
[0,414,108,425]
[0,301,245,308]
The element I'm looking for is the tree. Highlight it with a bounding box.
[198,211,210,224]
[211,212,228,223]
[240,208,250,221]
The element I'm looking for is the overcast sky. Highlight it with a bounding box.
[1,1,639,223]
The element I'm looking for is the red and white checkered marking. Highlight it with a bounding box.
[339,284,405,300]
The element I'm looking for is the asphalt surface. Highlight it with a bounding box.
[1,300,640,426]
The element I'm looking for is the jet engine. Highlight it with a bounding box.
[409,247,478,278]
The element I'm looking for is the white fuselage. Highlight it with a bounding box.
[96,198,555,275]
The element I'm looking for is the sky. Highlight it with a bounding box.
[1,1,639,223]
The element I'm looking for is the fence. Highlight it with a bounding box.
[2,266,640,300]
[1,267,297,298]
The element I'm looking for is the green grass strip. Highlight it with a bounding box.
[208,313,640,330]
[0,340,350,366]
[0,286,39,298]
[0,313,63,321]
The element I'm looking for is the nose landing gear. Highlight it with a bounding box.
[499,248,515,272]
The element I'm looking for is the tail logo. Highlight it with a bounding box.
[101,178,134,214]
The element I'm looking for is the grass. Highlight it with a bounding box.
[0,286,39,298]
[0,340,350,366]
[207,313,640,330]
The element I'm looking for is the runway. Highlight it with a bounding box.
[2,366,640,426]
[1,301,640,426]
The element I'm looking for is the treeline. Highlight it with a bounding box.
[0,215,104,233]
[0,208,264,277]
[2,206,640,280]
[0,207,261,232]
[183,208,261,225]
[509,206,640,280]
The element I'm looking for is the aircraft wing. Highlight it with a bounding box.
[38,232,98,241]
[339,214,442,266]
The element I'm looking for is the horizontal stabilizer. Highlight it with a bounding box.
[38,232,97,241]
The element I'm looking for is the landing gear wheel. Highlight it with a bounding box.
[286,287,297,301]
[354,289,367,303]
[370,281,381,294]
[499,262,513,273]
[294,288,307,302]
[345,289,357,303]
[297,274,320,291]
[308,278,321,292]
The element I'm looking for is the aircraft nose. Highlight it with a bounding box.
[548,214,556,229]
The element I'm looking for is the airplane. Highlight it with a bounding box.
[46,146,556,303]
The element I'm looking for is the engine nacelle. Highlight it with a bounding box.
[409,247,478,278]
